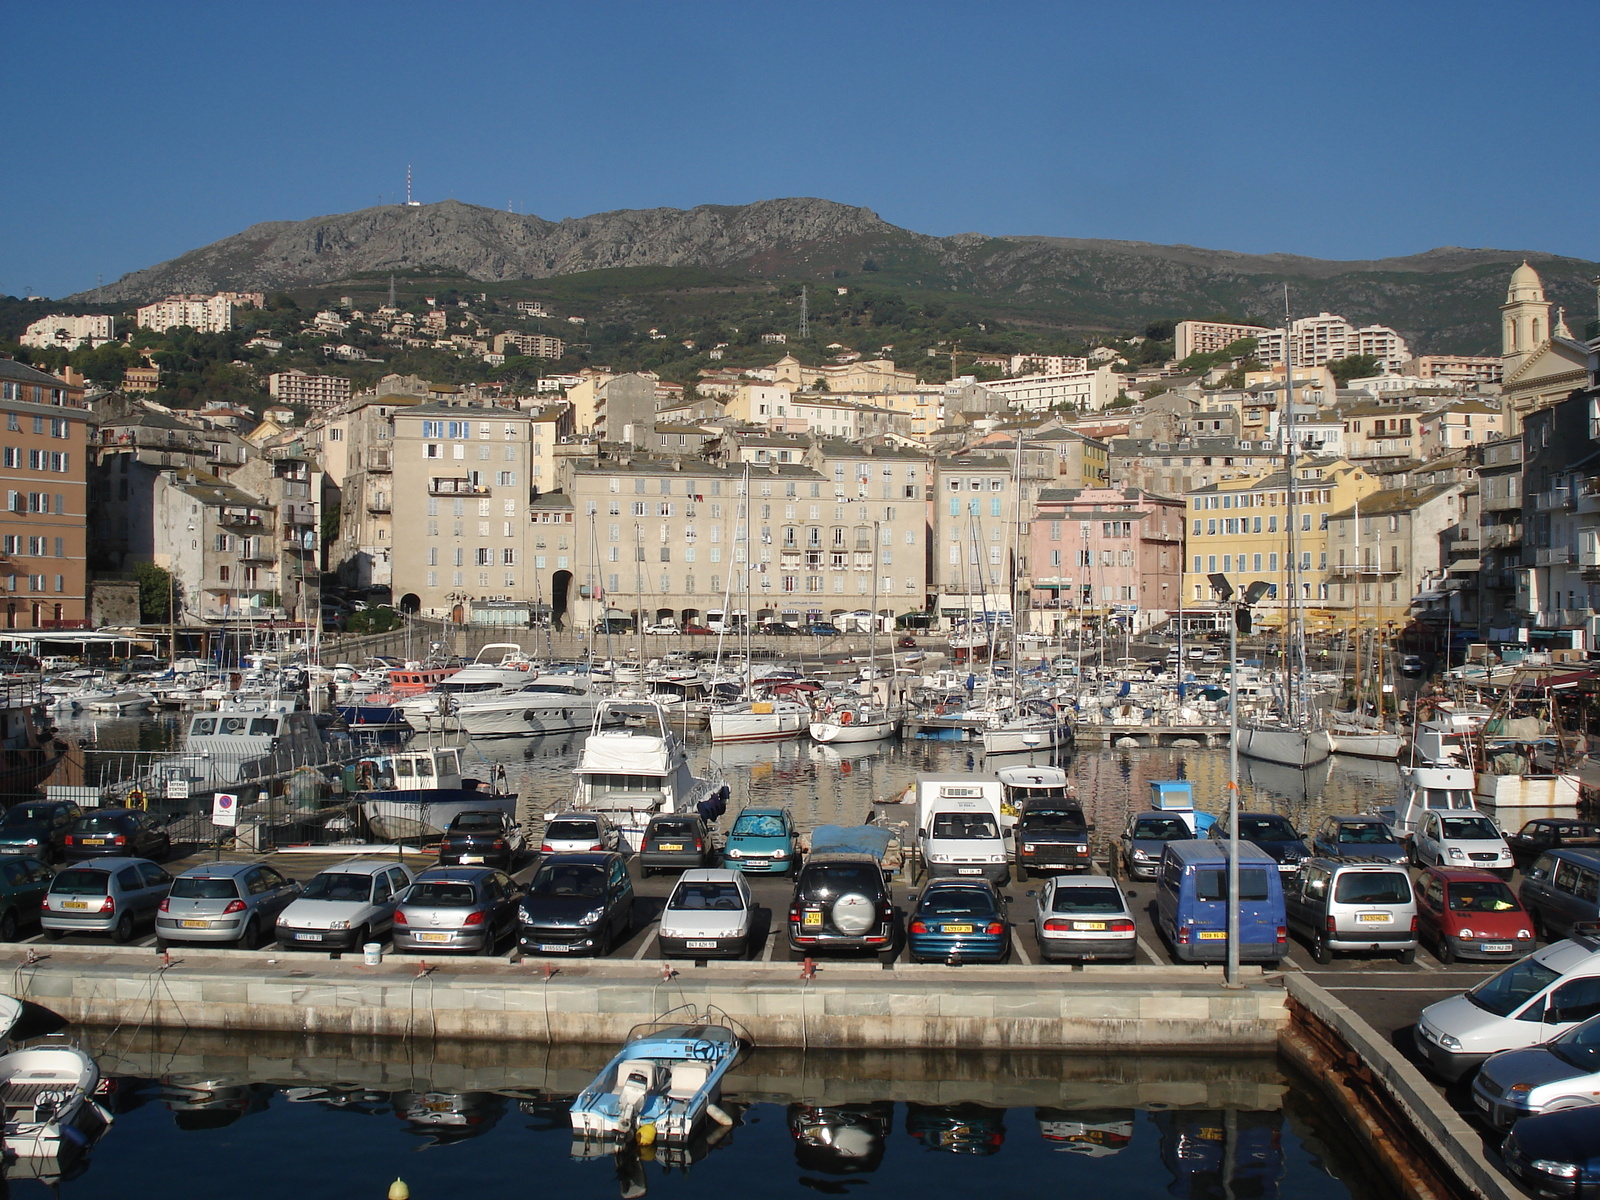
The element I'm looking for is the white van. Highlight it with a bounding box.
[1414,934,1600,1081]
[915,775,1008,884]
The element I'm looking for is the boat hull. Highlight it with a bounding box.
[708,709,808,743]
[1237,724,1333,768]
[361,789,516,842]
[454,697,600,738]
[808,717,897,744]
[1329,730,1402,760]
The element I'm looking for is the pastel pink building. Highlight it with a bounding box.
[1030,487,1184,632]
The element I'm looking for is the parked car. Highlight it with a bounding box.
[0,800,82,862]
[1415,933,1600,1081]
[802,623,840,637]
[1308,814,1407,864]
[593,619,635,635]
[1520,848,1600,941]
[787,852,897,956]
[1013,797,1091,879]
[392,867,521,955]
[274,860,415,952]
[517,852,633,956]
[1283,859,1417,964]
[1509,819,1600,868]
[656,869,755,959]
[539,812,622,855]
[1400,654,1426,677]
[62,808,172,863]
[722,807,798,874]
[1034,874,1137,963]
[1156,840,1287,966]
[907,879,1009,964]
[1118,811,1194,880]
[897,636,918,649]
[642,622,680,636]
[681,624,712,635]
[1472,1011,1600,1131]
[42,857,171,943]
[639,814,715,876]
[0,856,53,940]
[156,861,302,950]
[1410,810,1513,877]
[1500,1107,1600,1196]
[1416,866,1535,964]
[1208,812,1309,874]
[438,810,525,869]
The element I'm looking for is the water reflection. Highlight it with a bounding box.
[904,1102,1006,1155]
[788,1102,894,1175]
[1153,1109,1285,1199]
[1036,1107,1135,1158]
[394,1090,506,1146]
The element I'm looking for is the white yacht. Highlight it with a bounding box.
[708,696,810,743]
[147,698,351,800]
[571,700,722,849]
[450,678,603,737]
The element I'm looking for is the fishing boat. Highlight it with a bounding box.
[0,698,67,798]
[1329,533,1401,760]
[570,1008,741,1144]
[571,699,722,849]
[144,697,355,800]
[356,745,515,842]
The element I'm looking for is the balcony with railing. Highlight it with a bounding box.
[1482,524,1522,548]
[237,544,276,564]
[218,509,266,529]
[1533,487,1573,512]
[1327,560,1401,577]
[367,451,392,473]
[1533,546,1573,566]
[366,496,392,513]
[429,477,490,496]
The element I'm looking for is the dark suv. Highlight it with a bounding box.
[0,800,83,862]
[787,853,896,956]
[639,814,714,876]
[1013,798,1091,879]
[63,808,172,862]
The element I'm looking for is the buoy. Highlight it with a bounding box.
[388,1180,410,1200]
[637,1122,657,1146]
[706,1103,734,1126]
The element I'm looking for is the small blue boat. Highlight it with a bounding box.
[570,1008,742,1144]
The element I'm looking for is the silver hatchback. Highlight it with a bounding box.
[42,857,171,942]
[391,867,521,955]
[156,861,303,950]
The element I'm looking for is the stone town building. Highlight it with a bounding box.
[1324,483,1467,628]
[1030,488,1184,634]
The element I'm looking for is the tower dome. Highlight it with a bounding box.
[1507,260,1546,304]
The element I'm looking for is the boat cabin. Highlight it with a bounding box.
[352,745,464,793]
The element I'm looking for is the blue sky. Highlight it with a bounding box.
[7,0,1597,298]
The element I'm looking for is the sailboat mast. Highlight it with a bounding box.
[1352,492,1361,715]
[1282,289,1302,725]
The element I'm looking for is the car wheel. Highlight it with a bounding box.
[43,929,63,942]
[1310,930,1332,965]
[236,917,258,951]
[0,910,16,942]
[351,925,370,955]
[112,912,135,944]
[1532,909,1550,942]
[1398,947,1416,965]
[1436,935,1455,965]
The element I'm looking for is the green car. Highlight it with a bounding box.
[0,856,53,940]
[722,807,798,875]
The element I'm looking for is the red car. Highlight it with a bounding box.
[1415,866,1535,964]
[681,624,711,635]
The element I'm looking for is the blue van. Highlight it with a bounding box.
[1155,840,1287,965]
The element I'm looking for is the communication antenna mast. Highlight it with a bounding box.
[798,286,810,340]
[404,165,421,207]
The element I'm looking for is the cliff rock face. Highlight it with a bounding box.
[72,197,1597,353]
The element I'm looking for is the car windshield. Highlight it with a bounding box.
[303,873,374,902]
[1132,817,1189,840]
[731,814,786,838]
[449,813,502,832]
[1333,872,1411,905]
[0,806,55,827]
[1550,1016,1600,1072]
[1195,869,1271,902]
[932,813,999,839]
[1051,886,1124,915]
[1442,817,1500,841]
[406,882,478,907]
[528,863,606,899]
[1237,817,1297,840]
[669,882,744,911]
[1335,822,1396,845]
[545,820,599,841]
[1468,957,1562,1018]
[1020,809,1085,832]
[921,888,996,917]
[171,877,241,900]
[50,869,109,896]
[649,819,698,838]
[1448,881,1521,912]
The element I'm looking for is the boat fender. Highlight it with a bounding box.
[706,1103,734,1126]
[637,1122,657,1146]
[840,711,853,725]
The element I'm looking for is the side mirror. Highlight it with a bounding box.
[1086,823,1097,833]
[1544,1004,1563,1025]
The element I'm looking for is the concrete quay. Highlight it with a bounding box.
[6,942,1287,1051]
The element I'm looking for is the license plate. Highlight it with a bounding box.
[61,900,87,910]
[659,843,683,851]
[416,932,450,943]
[1073,921,1107,931]
[294,932,323,941]
[82,838,105,846]
[686,940,716,949]
[537,943,570,953]
[1482,942,1514,953]
[180,920,208,929]
[957,867,982,875]
[1357,912,1390,923]
[943,924,974,933]
[1198,931,1227,940]
[803,911,822,927]
[1473,1092,1490,1111]
[460,856,482,865]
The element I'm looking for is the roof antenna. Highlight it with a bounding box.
[405,165,421,207]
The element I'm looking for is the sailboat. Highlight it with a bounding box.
[1238,297,1331,769]
[1328,498,1400,760]
[810,525,900,744]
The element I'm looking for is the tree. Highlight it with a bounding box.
[346,605,403,635]
[1326,355,1383,386]
[134,562,178,623]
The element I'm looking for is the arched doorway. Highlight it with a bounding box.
[399,593,421,614]
[551,570,572,631]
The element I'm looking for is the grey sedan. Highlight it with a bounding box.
[391,867,521,955]
[156,861,303,950]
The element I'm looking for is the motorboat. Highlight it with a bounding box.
[570,1009,740,1144]
[0,995,112,1164]
[356,745,515,842]
[995,764,1075,826]
[571,700,722,849]
[808,698,899,744]
[708,696,809,744]
[1378,764,1478,837]
[981,699,1074,756]
[449,679,603,738]
[145,697,354,800]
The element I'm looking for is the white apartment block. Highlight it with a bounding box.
[135,294,234,334]
[984,365,1120,413]
[1008,353,1088,376]
[1175,320,1273,360]
[492,332,564,359]
[268,370,352,412]
[1253,313,1412,374]
[20,315,114,350]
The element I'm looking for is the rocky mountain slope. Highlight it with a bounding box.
[71,197,1599,353]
